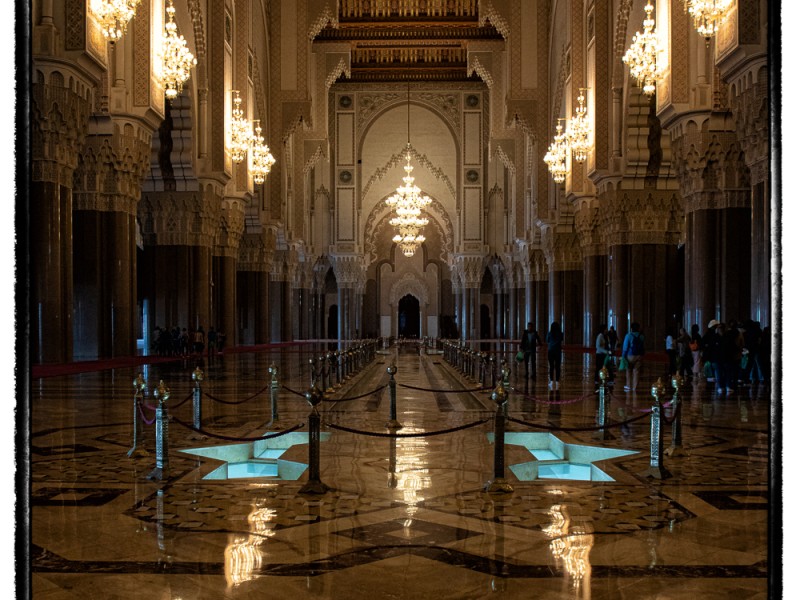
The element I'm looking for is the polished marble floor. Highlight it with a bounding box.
[26,342,777,599]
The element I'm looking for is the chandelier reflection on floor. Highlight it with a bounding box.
[386,86,431,258]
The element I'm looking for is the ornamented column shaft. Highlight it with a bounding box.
[545,231,584,345]
[31,77,91,363]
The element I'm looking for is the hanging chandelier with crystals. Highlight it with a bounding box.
[250,120,277,185]
[386,146,432,257]
[228,90,251,164]
[685,0,733,40]
[161,0,197,100]
[543,119,568,183]
[386,87,432,258]
[566,89,591,163]
[90,0,141,41]
[622,2,664,96]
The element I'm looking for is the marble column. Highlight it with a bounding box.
[582,254,607,346]
[269,275,283,342]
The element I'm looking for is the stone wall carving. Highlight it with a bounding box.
[597,189,683,246]
[31,80,92,185]
[478,0,511,39]
[138,189,221,247]
[330,253,366,286]
[389,271,430,306]
[361,144,456,201]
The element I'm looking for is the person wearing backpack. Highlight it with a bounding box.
[621,322,645,392]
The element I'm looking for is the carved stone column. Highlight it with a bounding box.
[214,198,245,347]
[670,119,751,329]
[576,199,608,346]
[599,189,684,351]
[139,187,219,338]
[238,231,272,344]
[269,252,286,343]
[31,75,91,363]
[454,254,483,341]
[530,250,549,336]
[73,117,151,359]
[544,230,584,345]
[330,254,364,343]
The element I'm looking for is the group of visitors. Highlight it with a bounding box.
[692,318,769,394]
[152,325,225,358]
[519,316,770,395]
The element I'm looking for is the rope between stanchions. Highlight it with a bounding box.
[204,384,271,405]
[138,402,156,426]
[169,391,195,410]
[282,384,308,397]
[397,383,494,393]
[170,416,305,441]
[507,410,651,432]
[324,383,388,402]
[507,386,594,405]
[325,417,492,438]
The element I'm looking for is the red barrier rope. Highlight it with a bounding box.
[137,402,156,426]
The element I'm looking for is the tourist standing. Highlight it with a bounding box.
[621,322,645,392]
[546,321,564,391]
[519,322,541,379]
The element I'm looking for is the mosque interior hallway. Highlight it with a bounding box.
[28,342,772,599]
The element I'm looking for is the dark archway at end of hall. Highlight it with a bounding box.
[398,294,420,338]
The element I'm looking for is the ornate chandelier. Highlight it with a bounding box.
[566,89,591,163]
[543,120,568,183]
[685,0,732,40]
[387,147,431,256]
[228,90,251,164]
[250,120,276,185]
[386,87,431,258]
[90,0,140,41]
[161,0,197,101]
[622,2,664,96]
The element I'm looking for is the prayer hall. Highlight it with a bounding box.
[22,0,779,598]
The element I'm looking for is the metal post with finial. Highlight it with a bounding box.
[128,373,148,457]
[299,381,331,495]
[190,367,205,440]
[386,363,401,430]
[665,374,686,457]
[147,380,171,481]
[268,362,281,428]
[486,369,513,494]
[594,367,613,441]
[642,378,671,479]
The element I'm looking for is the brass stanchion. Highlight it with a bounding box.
[386,363,401,430]
[593,367,613,441]
[127,373,148,457]
[268,363,281,428]
[641,378,671,479]
[147,380,171,481]
[299,383,331,495]
[486,368,513,494]
[665,374,686,457]
[190,367,206,440]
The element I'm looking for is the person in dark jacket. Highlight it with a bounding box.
[702,320,724,392]
[519,322,541,379]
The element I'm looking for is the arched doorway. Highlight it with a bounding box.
[398,294,420,338]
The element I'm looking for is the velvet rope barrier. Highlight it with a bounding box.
[398,383,494,393]
[168,391,195,410]
[204,384,271,405]
[170,416,305,441]
[507,386,594,405]
[325,417,492,438]
[322,383,388,402]
[507,410,652,433]
[138,402,157,426]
